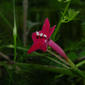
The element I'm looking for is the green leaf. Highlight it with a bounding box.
[61,9,80,23]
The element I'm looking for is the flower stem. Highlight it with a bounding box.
[53,1,71,40]
[13,36,17,61]
[13,0,17,62]
[48,49,85,78]
[76,60,85,68]
[67,58,85,78]
[47,49,69,66]
[47,56,70,69]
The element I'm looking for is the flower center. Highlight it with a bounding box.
[36,31,47,38]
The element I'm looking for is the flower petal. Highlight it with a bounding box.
[32,32,37,42]
[48,40,68,59]
[49,25,56,38]
[28,40,42,54]
[42,18,50,36]
[28,39,47,54]
[40,44,47,52]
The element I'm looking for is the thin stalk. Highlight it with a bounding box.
[47,56,70,69]
[76,60,85,68]
[0,61,75,76]
[0,10,21,46]
[16,62,74,76]
[53,1,71,40]
[67,58,85,78]
[23,0,28,46]
[48,49,85,78]
[47,49,69,66]
[54,74,64,79]
[0,52,10,61]
[4,65,13,85]
[13,36,17,61]
[6,45,47,57]
[13,0,17,62]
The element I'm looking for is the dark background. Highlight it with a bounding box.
[0,0,85,85]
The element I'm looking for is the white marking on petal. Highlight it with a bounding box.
[36,31,39,36]
[44,34,47,38]
[45,40,47,43]
[40,33,43,37]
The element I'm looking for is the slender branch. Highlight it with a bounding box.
[13,0,17,62]
[47,50,85,78]
[67,58,85,78]
[76,60,85,67]
[53,1,71,40]
[0,52,15,64]
[0,61,74,76]
[47,49,69,66]
[23,0,28,46]
[0,52,10,61]
[47,56,70,69]
[75,56,85,62]
[16,62,74,76]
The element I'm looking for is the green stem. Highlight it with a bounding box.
[48,49,85,78]
[67,58,85,78]
[4,65,13,85]
[16,62,74,76]
[14,36,17,61]
[0,61,75,77]
[47,56,70,69]
[76,60,85,68]
[47,49,69,66]
[53,1,71,40]
[13,0,17,62]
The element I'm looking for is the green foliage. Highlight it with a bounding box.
[61,9,79,23]
[67,52,78,61]
[0,0,85,85]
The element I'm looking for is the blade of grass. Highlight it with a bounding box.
[23,0,28,46]
[47,56,70,69]
[16,62,74,76]
[4,65,13,85]
[48,49,85,78]
[47,49,69,66]
[0,12,12,29]
[67,58,85,78]
[13,0,17,62]
[0,51,10,61]
[0,5,22,46]
[76,60,85,68]
[0,61,75,77]
[6,44,47,57]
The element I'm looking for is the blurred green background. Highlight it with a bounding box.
[0,0,85,85]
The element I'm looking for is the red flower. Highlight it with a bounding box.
[28,18,68,59]
[28,18,56,53]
